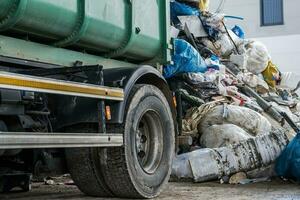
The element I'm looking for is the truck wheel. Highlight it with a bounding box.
[102,84,175,198]
[65,124,113,197]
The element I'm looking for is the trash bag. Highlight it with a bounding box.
[200,124,253,148]
[275,132,300,182]
[199,104,272,136]
[261,61,281,88]
[163,39,207,78]
[182,101,220,135]
[170,1,200,24]
[171,153,193,180]
[280,72,300,89]
[172,130,288,182]
[245,41,270,74]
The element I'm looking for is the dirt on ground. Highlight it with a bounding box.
[0,178,300,200]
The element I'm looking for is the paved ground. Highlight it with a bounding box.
[1,179,300,200]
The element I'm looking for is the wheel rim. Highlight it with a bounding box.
[135,109,164,174]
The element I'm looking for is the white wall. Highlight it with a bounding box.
[210,0,300,38]
[256,34,300,74]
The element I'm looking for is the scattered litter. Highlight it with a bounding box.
[168,0,300,185]
[201,30,241,57]
[182,100,223,135]
[183,72,205,84]
[171,129,289,182]
[64,180,75,186]
[229,172,247,184]
[237,72,269,94]
[246,164,276,179]
[44,177,55,185]
[43,175,74,186]
[238,177,271,185]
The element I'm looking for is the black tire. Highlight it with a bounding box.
[65,124,113,197]
[65,84,175,198]
[102,84,175,198]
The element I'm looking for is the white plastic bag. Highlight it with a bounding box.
[244,41,270,74]
[199,105,272,136]
[200,124,253,148]
[280,72,300,92]
[171,130,288,183]
[230,54,247,70]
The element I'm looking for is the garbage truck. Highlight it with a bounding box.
[0,0,176,198]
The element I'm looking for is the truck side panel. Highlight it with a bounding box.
[0,0,171,64]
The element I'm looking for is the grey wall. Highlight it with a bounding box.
[210,0,300,38]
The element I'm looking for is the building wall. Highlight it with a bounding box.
[209,0,300,74]
[210,0,300,38]
[256,34,300,73]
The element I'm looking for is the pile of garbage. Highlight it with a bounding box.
[167,0,300,184]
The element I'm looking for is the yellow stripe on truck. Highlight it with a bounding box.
[0,72,124,101]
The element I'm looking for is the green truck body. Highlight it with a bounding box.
[0,0,171,67]
[0,1,176,198]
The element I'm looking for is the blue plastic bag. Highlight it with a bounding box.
[163,39,207,79]
[170,1,200,24]
[206,54,221,71]
[275,132,300,181]
[232,25,245,39]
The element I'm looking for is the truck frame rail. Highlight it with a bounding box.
[0,132,123,149]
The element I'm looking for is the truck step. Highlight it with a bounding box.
[0,132,123,149]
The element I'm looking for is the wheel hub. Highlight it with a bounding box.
[135,110,163,174]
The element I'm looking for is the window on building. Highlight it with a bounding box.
[261,0,284,26]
